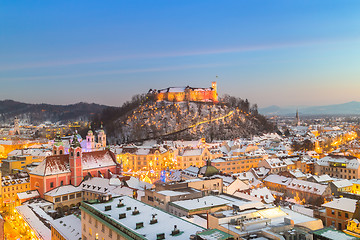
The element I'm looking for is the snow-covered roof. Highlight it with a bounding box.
[82,196,204,240]
[263,175,291,186]
[16,204,52,240]
[288,179,329,195]
[332,179,353,188]
[51,215,81,240]
[45,185,81,197]
[170,195,229,211]
[157,190,190,197]
[17,190,40,200]
[30,149,117,176]
[322,198,357,213]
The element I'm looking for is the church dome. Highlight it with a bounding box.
[199,160,219,177]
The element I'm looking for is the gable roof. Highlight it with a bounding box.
[30,150,117,177]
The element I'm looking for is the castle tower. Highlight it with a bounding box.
[211,81,217,93]
[97,124,106,148]
[86,125,95,150]
[211,81,218,103]
[14,117,20,135]
[69,135,83,186]
[53,132,65,155]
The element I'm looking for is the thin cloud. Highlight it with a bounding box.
[1,37,359,72]
[0,62,230,82]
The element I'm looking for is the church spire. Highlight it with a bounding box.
[296,109,300,126]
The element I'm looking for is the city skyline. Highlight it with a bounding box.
[1,1,360,107]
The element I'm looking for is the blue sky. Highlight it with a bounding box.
[1,1,360,107]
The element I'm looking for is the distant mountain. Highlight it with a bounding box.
[259,101,360,116]
[0,100,108,124]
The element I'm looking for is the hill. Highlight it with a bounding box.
[0,100,108,124]
[94,94,276,143]
[259,101,360,116]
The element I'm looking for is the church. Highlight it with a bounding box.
[30,132,121,197]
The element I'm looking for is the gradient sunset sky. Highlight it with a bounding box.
[1,1,360,107]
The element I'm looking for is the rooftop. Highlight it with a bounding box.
[81,196,205,240]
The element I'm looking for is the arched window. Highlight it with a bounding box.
[77,152,80,157]
[35,182,40,188]
[59,150,63,155]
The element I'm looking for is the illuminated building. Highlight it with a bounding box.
[322,197,357,230]
[80,195,205,240]
[116,145,176,172]
[29,135,120,197]
[149,82,218,103]
[211,156,262,174]
[315,155,360,180]
[263,175,331,205]
[207,198,323,239]
[1,174,31,209]
[2,154,45,175]
[176,147,222,169]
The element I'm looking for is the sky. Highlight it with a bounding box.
[1,1,360,108]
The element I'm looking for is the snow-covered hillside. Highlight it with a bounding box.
[109,100,275,143]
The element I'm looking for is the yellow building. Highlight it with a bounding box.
[211,156,262,174]
[44,185,83,213]
[2,155,45,175]
[116,146,176,172]
[2,175,31,209]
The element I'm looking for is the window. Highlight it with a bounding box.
[60,150,63,154]
[50,182,54,188]
[345,213,349,218]
[76,192,82,198]
[101,224,105,233]
[77,152,80,157]
[70,194,75,199]
[60,181,64,186]
[62,196,68,201]
[331,210,335,215]
[109,229,112,238]
[338,212,341,217]
[55,197,61,202]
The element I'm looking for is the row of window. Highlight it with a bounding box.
[324,167,356,174]
[3,184,29,192]
[330,209,349,218]
[55,192,82,202]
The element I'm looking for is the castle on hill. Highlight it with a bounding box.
[149,82,218,103]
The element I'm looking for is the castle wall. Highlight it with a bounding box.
[154,83,218,103]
